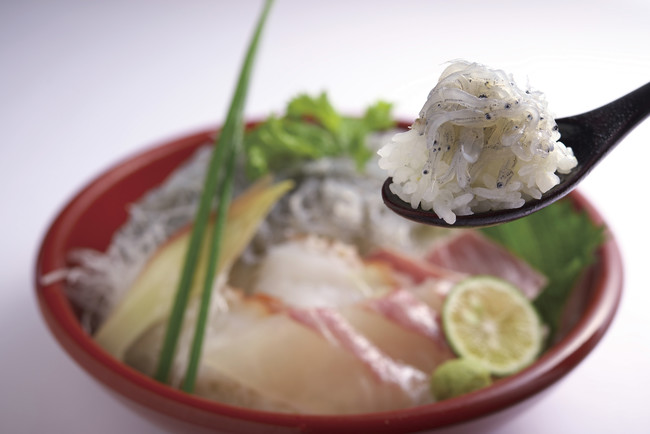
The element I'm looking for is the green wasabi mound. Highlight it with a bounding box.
[430,358,493,401]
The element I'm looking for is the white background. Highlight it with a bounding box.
[2,1,649,433]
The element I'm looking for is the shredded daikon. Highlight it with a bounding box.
[378,61,577,224]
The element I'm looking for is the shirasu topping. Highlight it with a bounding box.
[378,61,577,224]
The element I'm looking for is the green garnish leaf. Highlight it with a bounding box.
[360,100,395,131]
[286,92,342,132]
[243,93,395,178]
[154,0,274,391]
[480,199,604,343]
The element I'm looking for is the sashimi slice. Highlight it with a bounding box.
[426,231,547,299]
[339,291,454,373]
[409,278,456,314]
[366,248,465,284]
[289,308,428,386]
[200,311,431,414]
[252,235,395,308]
[364,288,448,347]
[124,289,276,382]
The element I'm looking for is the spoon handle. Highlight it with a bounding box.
[558,82,650,164]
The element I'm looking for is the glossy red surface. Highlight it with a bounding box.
[35,125,624,433]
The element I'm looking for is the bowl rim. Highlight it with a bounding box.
[34,123,624,433]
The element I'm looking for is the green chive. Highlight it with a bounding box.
[181,136,238,392]
[154,0,274,386]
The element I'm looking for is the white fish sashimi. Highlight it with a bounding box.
[252,235,394,308]
[200,309,432,414]
[366,247,466,285]
[367,232,545,300]
[124,289,276,386]
[288,308,429,391]
[364,288,448,347]
[195,286,460,413]
[343,290,454,373]
[425,231,547,299]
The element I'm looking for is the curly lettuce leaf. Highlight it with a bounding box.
[243,93,394,178]
[480,199,605,342]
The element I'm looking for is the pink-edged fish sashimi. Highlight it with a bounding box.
[425,231,547,299]
[200,309,432,414]
[195,283,456,414]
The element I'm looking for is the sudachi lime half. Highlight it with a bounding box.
[442,276,543,376]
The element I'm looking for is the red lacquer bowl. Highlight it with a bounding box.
[35,124,624,434]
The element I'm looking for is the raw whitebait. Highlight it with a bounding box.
[378,61,577,224]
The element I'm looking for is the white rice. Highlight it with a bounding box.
[377,60,578,224]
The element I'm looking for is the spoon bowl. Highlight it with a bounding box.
[383,82,650,227]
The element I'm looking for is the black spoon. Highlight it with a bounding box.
[382,82,650,228]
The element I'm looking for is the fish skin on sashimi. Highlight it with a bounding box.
[365,248,465,284]
[368,231,546,300]
[343,289,455,373]
[425,231,547,299]
[288,308,428,387]
[201,312,432,414]
[364,288,449,348]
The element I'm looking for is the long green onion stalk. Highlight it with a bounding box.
[154,0,274,390]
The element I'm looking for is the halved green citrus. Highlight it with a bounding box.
[442,276,543,376]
